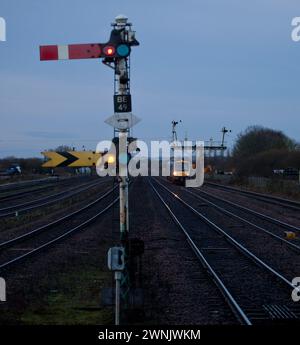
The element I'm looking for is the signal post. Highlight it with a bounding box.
[39,15,140,324]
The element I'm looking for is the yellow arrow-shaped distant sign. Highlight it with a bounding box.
[42,151,102,168]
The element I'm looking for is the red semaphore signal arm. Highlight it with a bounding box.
[40,42,130,61]
[40,43,104,60]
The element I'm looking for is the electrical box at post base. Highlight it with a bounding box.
[114,95,132,113]
[107,247,125,271]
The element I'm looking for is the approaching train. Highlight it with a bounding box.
[168,159,193,185]
[168,158,213,186]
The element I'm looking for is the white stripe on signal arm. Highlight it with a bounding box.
[58,45,69,60]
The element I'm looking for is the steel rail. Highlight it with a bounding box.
[0,179,111,218]
[0,196,119,271]
[149,178,252,325]
[153,178,296,291]
[0,185,118,251]
[197,188,300,233]
[183,188,300,252]
[205,182,300,211]
[0,177,102,202]
[0,179,107,213]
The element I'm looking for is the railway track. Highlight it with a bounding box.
[150,178,300,325]
[197,184,300,232]
[205,181,300,211]
[0,176,60,191]
[0,176,93,201]
[0,176,65,198]
[186,187,300,251]
[197,184,300,233]
[0,178,110,218]
[0,184,119,271]
[0,182,59,201]
[159,177,300,281]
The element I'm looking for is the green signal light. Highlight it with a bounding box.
[119,152,129,165]
[117,44,130,57]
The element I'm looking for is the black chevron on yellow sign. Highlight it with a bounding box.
[42,151,102,168]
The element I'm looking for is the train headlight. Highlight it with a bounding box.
[107,155,115,164]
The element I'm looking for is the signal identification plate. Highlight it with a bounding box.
[114,94,132,113]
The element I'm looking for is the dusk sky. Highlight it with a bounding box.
[1,0,300,157]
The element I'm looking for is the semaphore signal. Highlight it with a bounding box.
[39,14,139,326]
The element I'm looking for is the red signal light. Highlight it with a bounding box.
[103,45,115,56]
